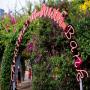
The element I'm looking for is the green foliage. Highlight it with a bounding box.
[66,0,90,61]
[0,14,27,89]
[1,42,15,90]
[23,16,78,89]
[32,55,79,90]
[0,0,90,90]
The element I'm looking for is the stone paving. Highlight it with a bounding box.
[17,70,32,90]
[17,80,32,90]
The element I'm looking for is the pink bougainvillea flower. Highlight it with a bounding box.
[34,54,42,63]
[10,15,16,24]
[8,11,16,25]
[27,42,33,51]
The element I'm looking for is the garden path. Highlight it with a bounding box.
[17,80,32,90]
[17,70,32,90]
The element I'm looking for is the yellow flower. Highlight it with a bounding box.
[79,0,90,13]
[82,4,87,10]
[80,4,86,13]
[84,0,90,8]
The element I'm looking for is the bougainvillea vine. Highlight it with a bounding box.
[11,4,88,84]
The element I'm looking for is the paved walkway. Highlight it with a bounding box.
[17,80,32,90]
[17,70,32,90]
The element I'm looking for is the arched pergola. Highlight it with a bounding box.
[11,3,88,90]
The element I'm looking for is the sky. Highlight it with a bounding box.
[0,0,40,13]
[0,0,71,13]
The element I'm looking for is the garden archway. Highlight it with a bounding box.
[11,3,88,89]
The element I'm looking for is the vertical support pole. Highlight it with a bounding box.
[13,81,16,90]
[80,78,83,90]
[12,74,16,90]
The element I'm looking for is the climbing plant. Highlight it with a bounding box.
[0,0,90,90]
